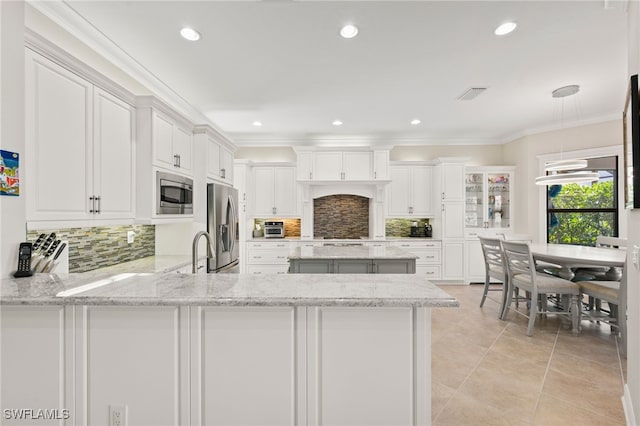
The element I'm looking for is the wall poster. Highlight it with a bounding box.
[0,149,20,196]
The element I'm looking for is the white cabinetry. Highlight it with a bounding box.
[246,241,292,274]
[136,97,195,222]
[196,125,235,185]
[435,160,466,282]
[464,166,515,283]
[152,109,192,175]
[25,50,134,226]
[313,151,371,180]
[296,148,388,182]
[390,240,441,279]
[252,165,298,217]
[387,164,433,217]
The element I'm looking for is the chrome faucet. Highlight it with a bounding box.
[192,231,215,273]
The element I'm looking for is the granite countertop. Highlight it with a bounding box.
[288,245,420,260]
[0,271,457,308]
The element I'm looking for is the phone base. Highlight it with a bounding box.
[13,270,34,278]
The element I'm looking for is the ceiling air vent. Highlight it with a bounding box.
[457,87,488,101]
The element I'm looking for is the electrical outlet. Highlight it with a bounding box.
[127,231,135,244]
[109,405,127,426]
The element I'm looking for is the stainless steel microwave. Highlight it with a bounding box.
[156,171,193,215]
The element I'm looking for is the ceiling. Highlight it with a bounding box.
[39,1,628,147]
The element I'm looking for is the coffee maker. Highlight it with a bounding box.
[425,223,433,238]
[410,222,420,237]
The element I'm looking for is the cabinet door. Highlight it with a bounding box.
[442,163,465,201]
[173,125,192,174]
[442,241,465,281]
[342,152,371,180]
[153,112,175,169]
[443,202,465,239]
[93,88,134,219]
[411,166,433,215]
[220,147,234,182]
[297,151,313,180]
[273,167,297,216]
[465,239,486,283]
[207,138,221,178]
[253,167,275,216]
[25,51,93,221]
[314,152,343,180]
[387,167,412,216]
[334,260,371,273]
[373,151,389,180]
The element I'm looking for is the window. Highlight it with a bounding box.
[547,156,619,245]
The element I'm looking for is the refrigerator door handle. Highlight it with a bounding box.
[228,194,238,256]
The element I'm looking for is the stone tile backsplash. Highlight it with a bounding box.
[27,225,155,273]
[385,218,431,237]
[313,195,369,239]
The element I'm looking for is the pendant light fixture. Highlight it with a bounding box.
[535,85,599,185]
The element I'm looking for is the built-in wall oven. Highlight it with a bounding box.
[156,171,193,215]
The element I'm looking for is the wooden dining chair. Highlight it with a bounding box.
[501,240,581,336]
[478,236,509,318]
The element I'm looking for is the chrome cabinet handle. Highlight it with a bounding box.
[89,196,96,213]
[95,196,101,214]
[221,168,226,179]
[174,154,180,167]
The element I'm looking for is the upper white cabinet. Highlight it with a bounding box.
[439,162,466,202]
[197,125,235,185]
[152,109,193,175]
[314,151,371,180]
[296,148,388,181]
[464,166,514,233]
[252,165,298,217]
[387,164,433,217]
[25,50,135,224]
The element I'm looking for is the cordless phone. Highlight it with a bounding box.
[13,242,34,278]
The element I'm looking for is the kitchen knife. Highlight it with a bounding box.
[43,242,66,273]
[30,233,46,261]
[34,238,60,272]
[31,233,55,265]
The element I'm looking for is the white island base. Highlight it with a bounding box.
[1,273,457,425]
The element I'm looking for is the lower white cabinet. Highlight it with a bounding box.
[390,240,442,279]
[2,304,432,426]
[246,240,292,274]
[442,240,465,282]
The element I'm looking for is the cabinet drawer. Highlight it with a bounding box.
[416,265,441,279]
[391,241,441,249]
[247,241,290,249]
[247,249,290,264]
[247,265,290,275]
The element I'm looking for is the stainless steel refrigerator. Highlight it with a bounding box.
[207,182,240,273]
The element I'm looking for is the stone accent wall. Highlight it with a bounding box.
[385,218,431,237]
[313,195,369,239]
[253,218,301,237]
[27,225,155,273]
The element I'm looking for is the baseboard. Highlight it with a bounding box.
[623,384,637,426]
[432,280,468,286]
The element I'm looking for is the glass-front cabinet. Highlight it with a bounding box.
[464,167,515,234]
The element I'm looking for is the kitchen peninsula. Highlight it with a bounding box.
[1,270,457,426]
[288,245,419,273]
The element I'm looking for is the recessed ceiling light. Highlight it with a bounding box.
[180,27,201,41]
[252,121,262,127]
[332,120,343,126]
[411,119,421,125]
[340,24,359,39]
[494,22,517,36]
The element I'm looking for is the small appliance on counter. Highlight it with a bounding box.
[264,221,285,238]
[410,222,420,237]
[425,223,433,238]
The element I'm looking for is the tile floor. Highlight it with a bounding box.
[431,284,627,426]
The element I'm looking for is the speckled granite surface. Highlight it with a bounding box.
[288,246,420,259]
[0,270,458,308]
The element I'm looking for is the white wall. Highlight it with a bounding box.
[235,146,297,162]
[0,1,25,278]
[625,2,640,424]
[390,144,504,165]
[503,120,621,238]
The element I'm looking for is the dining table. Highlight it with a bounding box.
[529,243,627,280]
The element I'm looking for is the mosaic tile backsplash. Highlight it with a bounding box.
[27,225,155,273]
[385,218,431,237]
[314,195,369,239]
[253,218,301,237]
